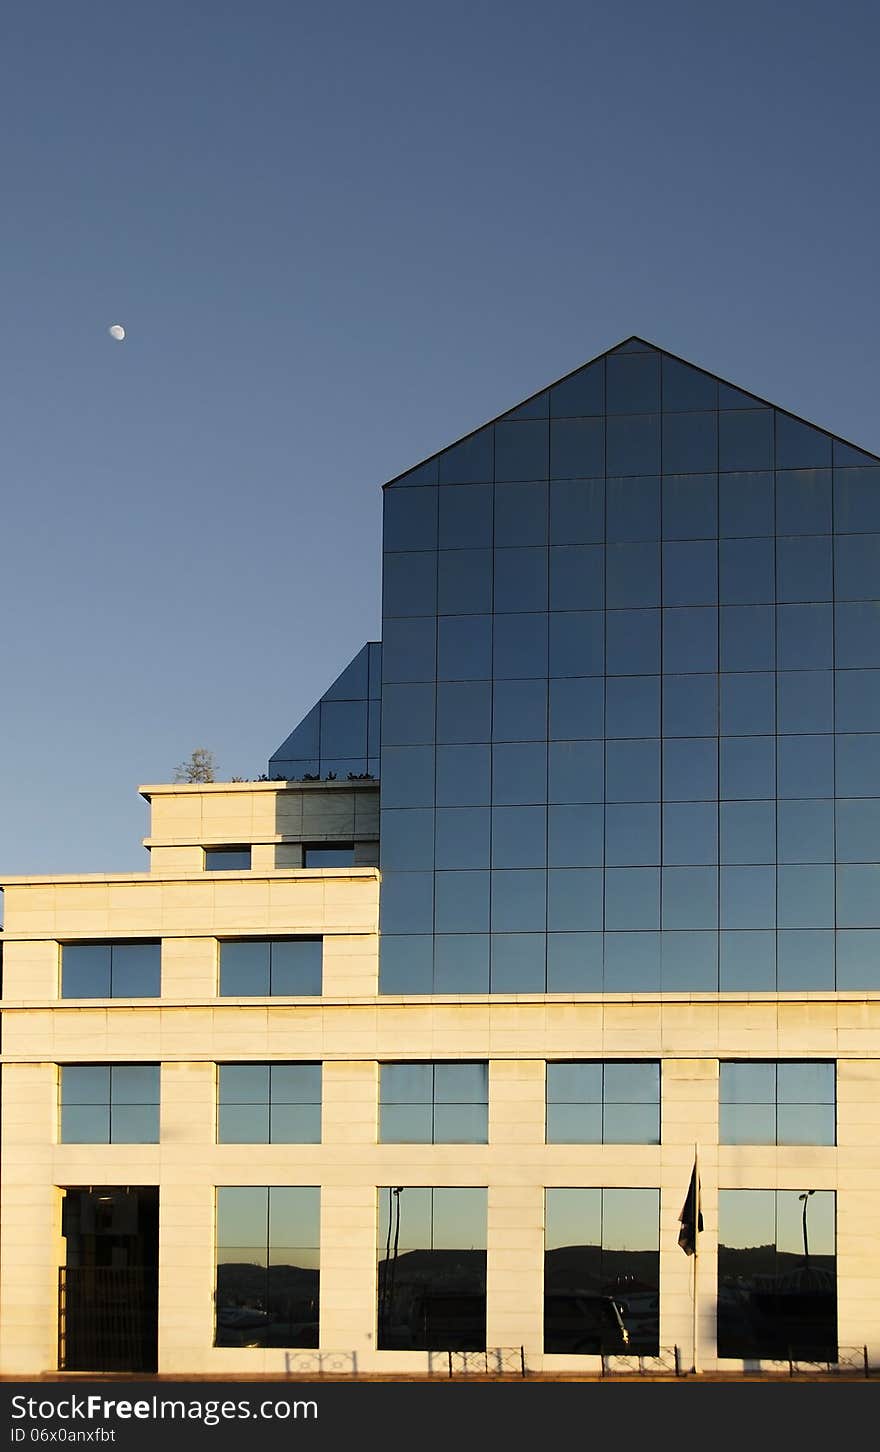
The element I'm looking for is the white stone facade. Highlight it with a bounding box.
[1,781,878,1375]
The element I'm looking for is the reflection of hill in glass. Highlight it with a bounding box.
[217,1263,319,1302]
[545,1246,659,1294]
[378,1248,486,1287]
[216,1263,319,1349]
[377,1250,487,1352]
[717,1248,837,1360]
[719,1247,835,1289]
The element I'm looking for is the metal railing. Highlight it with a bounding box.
[58,1266,157,1373]
[602,1347,682,1376]
[445,1347,527,1377]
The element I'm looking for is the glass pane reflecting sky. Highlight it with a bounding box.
[378,342,880,993]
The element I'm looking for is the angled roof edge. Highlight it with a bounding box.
[381,333,880,488]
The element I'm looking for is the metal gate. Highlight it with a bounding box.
[58,1266,158,1372]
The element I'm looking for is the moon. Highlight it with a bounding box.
[108,324,126,342]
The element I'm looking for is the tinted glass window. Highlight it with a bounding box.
[61,1064,160,1144]
[494,482,548,546]
[606,610,660,675]
[302,845,356,867]
[663,802,717,865]
[717,1189,836,1360]
[545,1188,659,1354]
[438,615,492,680]
[380,1062,488,1144]
[61,942,160,999]
[550,419,604,478]
[205,847,252,871]
[606,476,659,541]
[662,608,718,674]
[605,676,660,738]
[438,484,492,548]
[549,611,603,677]
[662,541,717,606]
[218,1064,321,1143]
[718,472,773,536]
[662,474,717,539]
[437,550,491,614]
[835,467,880,532]
[775,469,831,534]
[550,479,604,543]
[718,411,772,471]
[606,543,660,608]
[436,681,492,743]
[662,412,717,473]
[546,1061,659,1144]
[378,1187,487,1351]
[494,547,547,612]
[606,415,660,475]
[383,551,437,617]
[720,673,775,736]
[550,361,604,417]
[438,430,493,484]
[216,1186,320,1349]
[494,421,548,483]
[219,939,321,996]
[835,535,880,600]
[661,357,717,412]
[606,353,660,414]
[549,545,603,610]
[605,739,660,801]
[384,487,438,551]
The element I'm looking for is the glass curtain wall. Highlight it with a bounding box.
[380,338,880,993]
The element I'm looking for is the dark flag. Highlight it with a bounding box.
[678,1161,703,1255]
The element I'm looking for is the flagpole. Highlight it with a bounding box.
[693,1141,700,1374]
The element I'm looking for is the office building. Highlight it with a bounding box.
[1,337,879,1374]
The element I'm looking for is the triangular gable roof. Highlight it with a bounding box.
[383,334,880,488]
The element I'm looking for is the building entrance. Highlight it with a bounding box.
[58,1187,159,1372]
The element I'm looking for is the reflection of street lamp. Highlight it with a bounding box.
[799,1190,816,1263]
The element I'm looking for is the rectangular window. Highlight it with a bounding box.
[380,1063,488,1143]
[217,1064,321,1143]
[218,939,322,996]
[60,1064,160,1143]
[545,1188,659,1354]
[303,844,356,867]
[204,846,252,871]
[377,1187,487,1351]
[215,1186,319,1348]
[61,941,161,998]
[719,1062,835,1145]
[718,1189,836,1360]
[546,1061,660,1144]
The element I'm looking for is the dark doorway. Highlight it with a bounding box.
[59,1187,159,1372]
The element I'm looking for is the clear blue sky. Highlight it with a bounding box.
[1,0,878,875]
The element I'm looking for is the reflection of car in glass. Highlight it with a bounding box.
[544,1294,630,1353]
[613,1290,658,1339]
[217,1307,270,1330]
[411,1291,486,1351]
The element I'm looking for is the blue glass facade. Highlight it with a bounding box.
[376,336,880,994]
[269,641,381,781]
